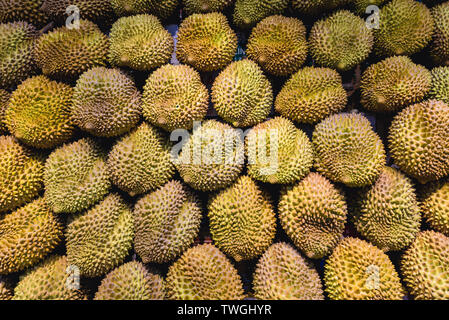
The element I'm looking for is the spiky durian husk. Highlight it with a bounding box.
[420,179,449,236]
[176,12,237,72]
[134,180,202,264]
[212,59,273,128]
[66,194,134,278]
[275,67,347,124]
[233,0,289,29]
[388,100,449,184]
[142,64,208,132]
[94,261,165,300]
[313,113,386,187]
[166,244,244,300]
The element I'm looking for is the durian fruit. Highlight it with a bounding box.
[420,179,449,236]
[429,66,449,104]
[351,167,421,252]
[0,22,37,88]
[110,0,179,20]
[166,244,244,300]
[109,14,174,71]
[313,113,386,187]
[324,237,405,300]
[0,0,48,26]
[430,2,449,65]
[246,15,307,77]
[388,100,449,184]
[374,0,434,57]
[253,242,324,300]
[41,0,114,24]
[208,175,276,261]
[292,0,349,15]
[309,10,373,71]
[352,0,387,15]
[13,256,86,300]
[66,194,134,278]
[107,122,175,196]
[35,19,109,79]
[401,231,449,299]
[134,180,202,264]
[0,282,12,300]
[94,261,165,300]
[5,76,74,149]
[0,135,44,213]
[275,67,347,124]
[142,64,208,132]
[72,67,141,137]
[44,138,110,214]
[233,0,289,29]
[176,12,237,72]
[278,173,347,259]
[0,89,10,134]
[183,0,234,14]
[211,59,273,128]
[246,117,314,184]
[360,56,431,113]
[175,120,244,192]
[0,198,62,275]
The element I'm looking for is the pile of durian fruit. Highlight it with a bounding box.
[1,0,449,301]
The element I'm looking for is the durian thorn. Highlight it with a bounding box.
[243,18,251,26]
[123,4,132,12]
[157,117,166,125]
[129,191,137,197]
[201,2,209,11]
[85,122,95,130]
[187,56,195,63]
[376,96,386,106]
[395,49,404,55]
[258,55,266,63]
[232,121,240,127]
[445,60,449,66]
[267,176,277,184]
[120,55,129,63]
[234,255,242,262]
[306,252,315,259]
[337,62,346,70]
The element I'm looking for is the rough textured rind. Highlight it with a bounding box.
[374,0,434,57]
[0,282,11,300]
[431,2,449,65]
[292,0,349,15]
[107,122,175,196]
[212,59,273,128]
[44,138,110,214]
[66,194,134,278]
[110,0,179,20]
[351,167,421,252]
[0,89,10,134]
[275,67,347,124]
[253,242,324,300]
[233,0,289,29]
[246,15,307,76]
[401,231,449,300]
[134,180,202,264]
[35,20,109,79]
[420,180,449,236]
[109,14,174,71]
[41,0,114,23]
[430,66,449,104]
[0,0,48,26]
[279,173,347,259]
[94,261,165,300]
[13,256,86,300]
[208,175,276,261]
[388,100,449,184]
[176,12,237,72]
[324,237,405,300]
[72,67,141,137]
[5,76,74,149]
[0,198,62,274]
[352,0,387,15]
[166,244,244,300]
[246,117,314,184]
[361,56,431,113]
[183,0,234,14]
[142,64,208,131]
[175,120,244,192]
[0,135,44,213]
[313,113,386,187]
[309,10,373,71]
[0,22,37,88]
